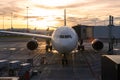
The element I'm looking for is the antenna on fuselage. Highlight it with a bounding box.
[64,9,66,26]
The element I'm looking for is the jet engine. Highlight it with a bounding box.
[92,39,104,51]
[27,40,38,50]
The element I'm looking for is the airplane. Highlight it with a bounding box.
[0,9,104,65]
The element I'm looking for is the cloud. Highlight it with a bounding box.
[35,0,110,10]
[35,1,93,9]
[115,17,120,20]
[1,0,120,28]
[0,0,25,16]
[92,0,120,9]
[57,15,109,26]
[23,16,44,21]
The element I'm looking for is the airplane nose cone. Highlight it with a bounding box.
[55,40,77,53]
[59,43,70,53]
[60,42,69,48]
[51,26,78,53]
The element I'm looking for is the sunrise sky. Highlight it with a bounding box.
[0,0,120,29]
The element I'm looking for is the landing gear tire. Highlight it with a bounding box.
[46,45,49,52]
[77,45,84,51]
[50,45,52,52]
[46,45,52,52]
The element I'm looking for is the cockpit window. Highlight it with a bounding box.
[59,35,72,38]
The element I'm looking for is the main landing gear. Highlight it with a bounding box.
[46,40,52,52]
[77,39,84,51]
[77,45,84,51]
[46,45,52,52]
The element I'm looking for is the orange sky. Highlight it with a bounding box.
[0,0,120,29]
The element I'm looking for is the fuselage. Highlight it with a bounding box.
[51,26,78,53]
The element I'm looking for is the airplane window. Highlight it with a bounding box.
[60,35,64,38]
[59,35,72,38]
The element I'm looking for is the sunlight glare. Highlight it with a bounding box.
[29,17,59,29]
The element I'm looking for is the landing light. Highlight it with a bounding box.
[9,48,16,51]
[114,48,119,51]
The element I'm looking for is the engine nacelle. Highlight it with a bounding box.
[92,39,104,51]
[27,40,38,50]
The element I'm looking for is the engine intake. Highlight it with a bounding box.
[27,40,38,50]
[92,39,104,51]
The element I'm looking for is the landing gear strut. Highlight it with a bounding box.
[77,39,84,51]
[46,45,52,52]
[77,45,84,51]
[46,40,52,52]
[61,53,68,66]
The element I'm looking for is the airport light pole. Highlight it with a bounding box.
[26,6,29,32]
[11,12,13,30]
[108,15,114,54]
[3,13,4,30]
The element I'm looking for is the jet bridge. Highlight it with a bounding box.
[73,25,120,41]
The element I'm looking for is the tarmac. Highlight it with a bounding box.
[0,38,120,80]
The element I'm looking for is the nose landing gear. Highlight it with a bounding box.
[61,53,68,66]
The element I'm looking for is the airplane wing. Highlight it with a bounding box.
[0,31,51,40]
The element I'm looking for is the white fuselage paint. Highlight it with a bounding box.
[52,26,78,53]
